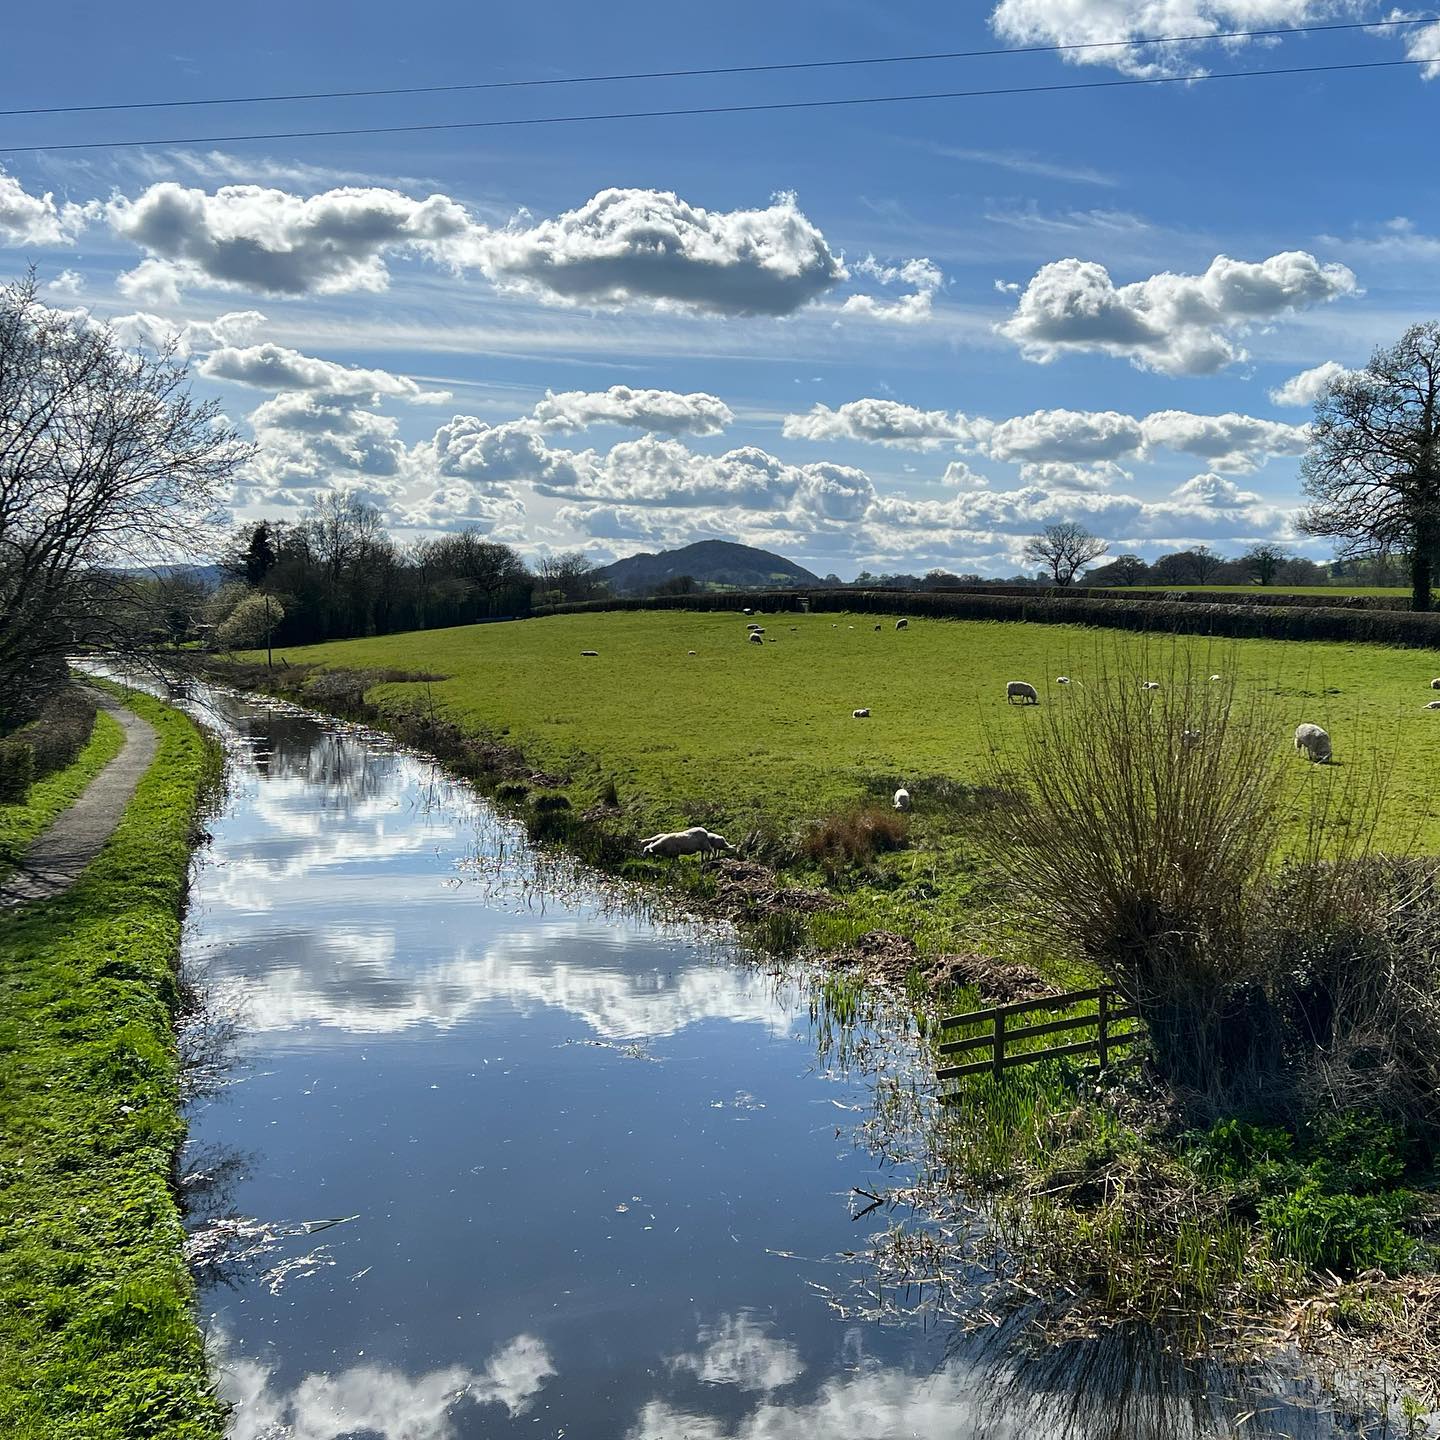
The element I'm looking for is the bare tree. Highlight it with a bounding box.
[1023,522,1109,587]
[1299,321,1440,610]
[1241,543,1289,585]
[1189,544,1224,583]
[0,272,250,725]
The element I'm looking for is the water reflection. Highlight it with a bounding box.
[175,685,1403,1440]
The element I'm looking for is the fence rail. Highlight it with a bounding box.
[937,986,1141,1085]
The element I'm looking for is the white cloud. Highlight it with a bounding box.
[221,1333,555,1440]
[1169,471,1261,506]
[997,251,1359,374]
[989,2,1365,79]
[782,399,980,449]
[941,460,992,490]
[423,415,591,491]
[107,181,476,297]
[840,255,943,323]
[454,187,847,316]
[669,1316,804,1394]
[200,342,451,403]
[45,269,86,297]
[531,385,734,436]
[0,169,90,246]
[987,408,1144,462]
[1138,409,1308,471]
[1392,9,1440,78]
[1017,460,1129,491]
[1269,359,1352,406]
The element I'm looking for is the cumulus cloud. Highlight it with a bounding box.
[454,187,847,316]
[997,252,1359,374]
[1268,360,1351,406]
[942,460,992,490]
[531,385,733,435]
[45,269,86,297]
[200,342,450,403]
[1392,9,1440,78]
[0,169,90,246]
[107,308,268,354]
[989,2,1365,79]
[986,408,1144,462]
[1017,460,1130,491]
[424,415,591,491]
[840,255,943,323]
[107,182,476,297]
[1138,409,1308,471]
[221,1332,555,1440]
[1170,471,1261,506]
[782,399,980,449]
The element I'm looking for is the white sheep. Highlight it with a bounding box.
[746,622,762,631]
[1055,676,1071,685]
[1142,681,1160,691]
[748,632,764,645]
[1180,729,1202,749]
[895,619,909,630]
[581,650,599,657]
[742,607,754,616]
[1210,674,1222,682]
[688,650,697,656]
[1431,678,1440,690]
[641,826,732,858]
[1425,700,1440,711]
[853,707,871,718]
[1006,681,1039,705]
[1294,723,1332,764]
[893,787,911,811]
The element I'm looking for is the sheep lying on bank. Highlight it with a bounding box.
[896,619,909,630]
[893,787,911,811]
[853,707,871,718]
[1006,680,1039,705]
[1142,681,1160,691]
[1294,723,1332,763]
[1425,700,1440,711]
[748,632,764,645]
[1055,676,1071,685]
[641,826,732,858]
[581,650,599,657]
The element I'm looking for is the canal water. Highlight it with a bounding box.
[175,685,1392,1439]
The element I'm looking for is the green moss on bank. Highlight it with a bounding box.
[0,688,224,1439]
[0,708,125,880]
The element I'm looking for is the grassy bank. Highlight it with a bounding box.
[0,708,124,879]
[0,687,224,1439]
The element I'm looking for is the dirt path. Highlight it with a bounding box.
[0,695,158,909]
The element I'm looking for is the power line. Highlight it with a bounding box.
[0,56,1432,156]
[0,14,1433,120]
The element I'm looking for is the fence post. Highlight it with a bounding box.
[1097,989,1110,1073]
[992,1010,1005,1079]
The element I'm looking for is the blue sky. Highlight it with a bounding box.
[3,1,1438,577]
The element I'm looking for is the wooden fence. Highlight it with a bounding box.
[937,986,1141,1086]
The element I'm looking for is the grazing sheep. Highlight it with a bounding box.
[688,650,697,656]
[748,632,764,645]
[581,650,599,657]
[640,826,732,858]
[893,787,911,811]
[874,624,882,632]
[896,619,909,630]
[1006,680,1039,705]
[742,607,754,616]
[1294,723,1332,764]
[1055,676,1071,685]
[853,708,871,718]
[1142,681,1160,691]
[1180,729,1202,749]
[1431,678,1440,690]
[1426,700,1440,711]
[1210,674,1222,682]
[746,622,761,631]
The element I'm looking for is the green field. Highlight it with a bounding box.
[1122,584,1409,597]
[267,610,1440,856]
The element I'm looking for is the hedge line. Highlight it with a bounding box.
[533,588,1440,649]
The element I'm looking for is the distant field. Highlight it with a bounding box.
[267,610,1440,852]
[1120,585,1410,597]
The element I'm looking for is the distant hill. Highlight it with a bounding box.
[111,563,226,590]
[594,540,822,595]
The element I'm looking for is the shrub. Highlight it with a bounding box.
[0,737,35,802]
[802,805,908,877]
[1260,1185,1415,1274]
